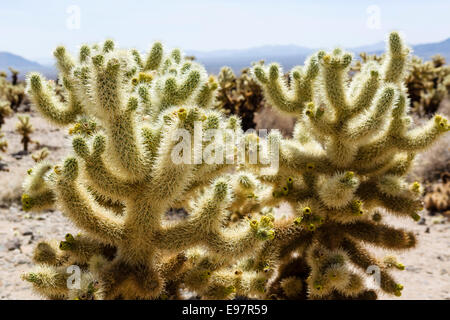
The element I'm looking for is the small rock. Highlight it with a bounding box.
[22,230,33,236]
[5,239,21,251]
[418,218,426,225]
[425,227,430,233]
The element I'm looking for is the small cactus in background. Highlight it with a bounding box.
[0,131,7,170]
[0,131,7,153]
[251,32,449,299]
[0,68,26,111]
[216,63,265,131]
[406,55,450,116]
[424,173,450,215]
[9,67,19,85]
[0,100,12,128]
[32,148,50,163]
[16,115,34,152]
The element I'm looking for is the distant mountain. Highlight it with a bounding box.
[0,52,55,80]
[187,45,314,74]
[355,38,450,62]
[409,38,450,61]
[1,37,449,79]
[188,38,450,74]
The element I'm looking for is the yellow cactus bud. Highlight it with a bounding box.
[176,108,187,122]
[54,165,61,175]
[345,171,354,179]
[65,233,75,243]
[396,263,405,271]
[314,282,323,290]
[59,241,72,250]
[21,194,33,211]
[410,181,421,193]
[249,219,259,230]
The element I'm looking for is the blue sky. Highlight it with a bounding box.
[1,0,449,63]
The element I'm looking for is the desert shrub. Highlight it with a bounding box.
[423,173,450,215]
[16,115,34,152]
[215,63,266,131]
[0,69,26,111]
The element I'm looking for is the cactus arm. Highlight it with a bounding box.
[348,70,380,116]
[253,64,302,115]
[91,55,148,179]
[144,42,163,71]
[382,32,409,84]
[55,158,125,244]
[22,162,56,211]
[357,181,422,218]
[196,79,218,109]
[253,57,319,116]
[341,238,401,296]
[53,46,75,77]
[395,114,449,150]
[27,73,82,125]
[279,141,333,174]
[318,52,352,117]
[22,265,69,298]
[72,135,139,199]
[205,225,270,259]
[340,221,416,249]
[159,70,201,111]
[148,121,194,202]
[345,86,395,141]
[292,57,319,103]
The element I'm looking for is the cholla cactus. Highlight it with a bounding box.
[16,115,34,152]
[424,173,450,214]
[216,63,265,131]
[0,100,12,128]
[0,131,7,171]
[9,67,19,85]
[250,32,449,299]
[0,69,26,111]
[0,131,7,154]
[406,55,450,116]
[32,148,50,163]
[22,40,274,299]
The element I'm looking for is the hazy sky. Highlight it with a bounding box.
[1,0,449,63]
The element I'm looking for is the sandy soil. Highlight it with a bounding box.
[0,110,449,300]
